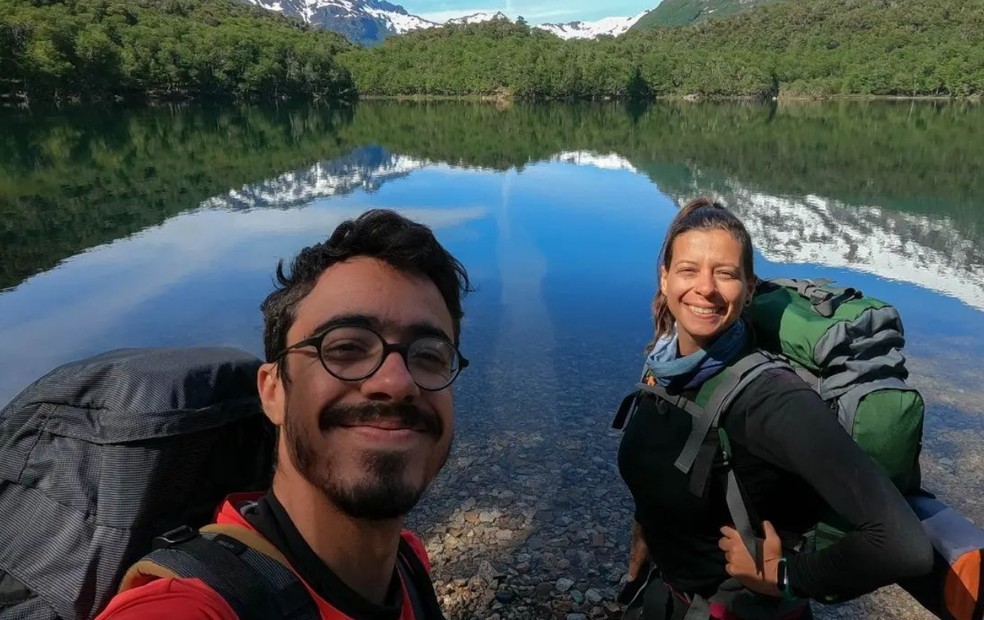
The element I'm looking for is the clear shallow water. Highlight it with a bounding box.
[1,101,982,465]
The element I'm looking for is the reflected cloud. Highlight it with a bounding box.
[0,204,487,404]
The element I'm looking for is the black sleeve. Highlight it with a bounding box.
[731,369,933,600]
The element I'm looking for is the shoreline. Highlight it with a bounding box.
[359,93,981,103]
[3,92,981,111]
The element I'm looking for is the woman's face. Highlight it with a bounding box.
[660,228,754,356]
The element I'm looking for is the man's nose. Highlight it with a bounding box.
[361,350,419,401]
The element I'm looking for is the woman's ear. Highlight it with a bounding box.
[744,274,757,306]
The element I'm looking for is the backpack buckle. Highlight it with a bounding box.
[153,525,198,550]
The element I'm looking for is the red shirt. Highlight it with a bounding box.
[96,496,432,620]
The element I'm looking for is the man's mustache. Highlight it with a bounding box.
[318,402,443,438]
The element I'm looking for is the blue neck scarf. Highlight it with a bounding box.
[645,319,749,391]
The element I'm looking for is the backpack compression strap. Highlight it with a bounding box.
[121,524,319,620]
[768,277,861,318]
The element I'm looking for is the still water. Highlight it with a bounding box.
[1,102,982,521]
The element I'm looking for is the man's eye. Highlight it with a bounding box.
[322,341,371,360]
[411,343,453,369]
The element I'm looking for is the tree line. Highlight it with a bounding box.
[343,0,984,99]
[2,0,983,103]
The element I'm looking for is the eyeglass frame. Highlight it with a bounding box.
[272,324,470,391]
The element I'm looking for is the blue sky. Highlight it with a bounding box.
[410,0,659,24]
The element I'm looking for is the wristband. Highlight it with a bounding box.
[776,557,797,600]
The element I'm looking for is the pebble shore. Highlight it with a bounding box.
[405,356,984,620]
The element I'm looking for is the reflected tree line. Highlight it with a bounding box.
[2,101,983,290]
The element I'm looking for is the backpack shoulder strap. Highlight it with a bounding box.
[675,351,789,481]
[396,536,445,620]
[120,524,319,620]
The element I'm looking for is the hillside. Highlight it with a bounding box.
[0,0,356,103]
[633,0,782,29]
[341,0,984,99]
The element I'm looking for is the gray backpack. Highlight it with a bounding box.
[0,348,275,620]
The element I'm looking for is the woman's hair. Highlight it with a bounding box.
[651,196,755,344]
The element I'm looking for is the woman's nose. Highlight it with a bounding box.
[694,272,716,296]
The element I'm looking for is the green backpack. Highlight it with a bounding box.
[614,277,925,557]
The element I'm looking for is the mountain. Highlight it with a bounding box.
[244,0,436,45]
[537,13,646,39]
[632,0,783,29]
[446,12,510,25]
[245,0,642,45]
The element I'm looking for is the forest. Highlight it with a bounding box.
[2,0,983,103]
[0,0,355,103]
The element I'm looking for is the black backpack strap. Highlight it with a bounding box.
[396,537,446,620]
[127,525,319,620]
[612,391,640,430]
[683,353,789,571]
[717,428,764,574]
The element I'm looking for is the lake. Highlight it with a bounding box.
[1,101,982,619]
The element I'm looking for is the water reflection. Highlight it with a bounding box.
[2,101,984,407]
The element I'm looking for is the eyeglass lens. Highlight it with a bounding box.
[318,326,461,389]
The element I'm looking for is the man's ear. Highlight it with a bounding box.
[258,362,286,426]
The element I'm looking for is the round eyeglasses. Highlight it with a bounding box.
[275,325,469,391]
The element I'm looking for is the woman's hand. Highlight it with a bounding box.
[718,520,782,597]
[628,520,650,581]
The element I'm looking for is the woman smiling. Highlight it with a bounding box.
[616,197,932,620]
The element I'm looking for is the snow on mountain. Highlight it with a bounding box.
[536,12,646,39]
[445,11,510,25]
[246,0,642,43]
[244,0,436,45]
[363,3,436,34]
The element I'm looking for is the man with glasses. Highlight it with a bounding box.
[97,209,470,620]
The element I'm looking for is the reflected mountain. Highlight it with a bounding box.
[726,188,984,310]
[188,143,984,310]
[200,146,431,211]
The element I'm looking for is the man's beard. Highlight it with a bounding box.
[283,400,448,520]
